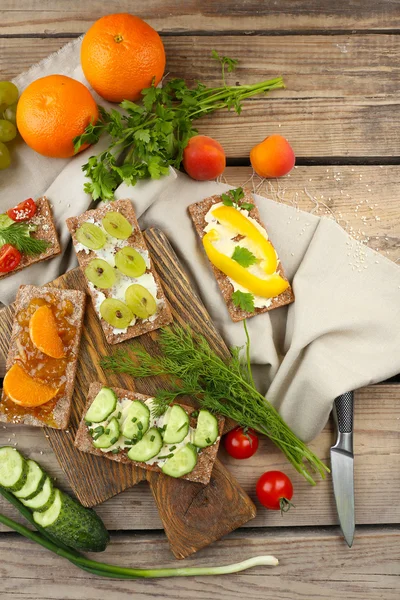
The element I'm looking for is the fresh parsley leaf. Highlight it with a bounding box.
[241,202,254,211]
[211,50,239,85]
[221,193,234,207]
[232,290,255,313]
[221,187,247,208]
[231,246,258,268]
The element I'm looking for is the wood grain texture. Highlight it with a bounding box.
[1,527,399,600]
[2,35,400,157]
[2,0,400,34]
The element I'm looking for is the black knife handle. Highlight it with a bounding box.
[334,392,354,433]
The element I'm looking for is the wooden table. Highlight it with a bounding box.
[1,2,400,598]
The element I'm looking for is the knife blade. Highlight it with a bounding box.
[330,391,355,547]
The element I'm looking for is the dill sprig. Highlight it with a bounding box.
[0,222,50,256]
[101,324,329,485]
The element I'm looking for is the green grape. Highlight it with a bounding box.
[0,142,11,170]
[3,103,17,125]
[0,119,16,142]
[0,82,19,107]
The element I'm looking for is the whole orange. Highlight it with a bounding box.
[16,75,99,158]
[81,13,166,103]
[250,134,295,178]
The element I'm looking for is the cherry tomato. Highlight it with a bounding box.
[7,198,36,222]
[224,427,259,459]
[0,244,22,273]
[256,470,294,513]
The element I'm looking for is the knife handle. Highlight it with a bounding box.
[334,391,354,433]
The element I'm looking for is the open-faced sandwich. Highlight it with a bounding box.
[75,383,224,485]
[0,285,85,429]
[0,197,60,279]
[66,200,173,344]
[189,187,294,321]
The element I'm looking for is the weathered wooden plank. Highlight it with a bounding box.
[2,35,399,157]
[1,384,399,532]
[2,0,400,35]
[1,527,399,600]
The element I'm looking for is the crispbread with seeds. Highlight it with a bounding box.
[74,382,224,485]
[188,189,294,322]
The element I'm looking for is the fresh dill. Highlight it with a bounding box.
[0,222,50,256]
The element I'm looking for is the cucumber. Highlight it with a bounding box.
[85,387,117,423]
[163,405,189,444]
[0,447,28,491]
[21,476,55,512]
[161,443,198,478]
[33,489,109,552]
[14,460,46,500]
[193,410,219,448]
[92,417,120,449]
[121,400,150,440]
[127,427,163,462]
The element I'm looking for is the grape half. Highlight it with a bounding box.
[125,284,157,319]
[0,119,17,142]
[85,259,116,289]
[102,212,132,240]
[115,247,146,277]
[0,142,11,170]
[76,222,106,250]
[100,298,133,329]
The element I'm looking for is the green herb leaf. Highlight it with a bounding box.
[231,290,255,313]
[0,222,50,256]
[231,246,258,268]
[241,202,255,211]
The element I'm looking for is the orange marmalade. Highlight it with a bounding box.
[1,294,77,426]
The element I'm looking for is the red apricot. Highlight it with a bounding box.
[183,135,226,181]
[250,134,295,178]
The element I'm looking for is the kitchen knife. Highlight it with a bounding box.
[330,391,355,547]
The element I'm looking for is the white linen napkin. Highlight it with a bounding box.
[1,39,400,442]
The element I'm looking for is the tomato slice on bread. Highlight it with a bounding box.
[7,198,36,222]
[0,244,21,273]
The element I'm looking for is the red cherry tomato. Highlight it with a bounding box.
[224,427,259,459]
[256,470,294,513]
[7,198,36,222]
[0,244,22,273]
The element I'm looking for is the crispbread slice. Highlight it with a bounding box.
[66,200,173,345]
[74,382,224,485]
[0,197,61,280]
[0,285,85,429]
[188,189,294,322]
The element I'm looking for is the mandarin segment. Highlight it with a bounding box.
[29,305,66,359]
[3,363,59,407]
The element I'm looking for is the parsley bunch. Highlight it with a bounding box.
[74,52,284,200]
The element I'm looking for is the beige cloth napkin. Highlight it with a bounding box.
[1,39,400,442]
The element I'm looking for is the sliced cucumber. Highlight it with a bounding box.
[127,428,163,462]
[163,405,189,444]
[0,447,28,491]
[121,401,150,440]
[21,476,55,512]
[161,443,198,478]
[14,460,46,500]
[92,417,120,449]
[193,410,219,448]
[33,489,109,552]
[85,387,117,423]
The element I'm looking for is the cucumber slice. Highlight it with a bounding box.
[161,443,198,478]
[0,447,28,491]
[14,460,46,500]
[21,477,55,512]
[92,417,120,449]
[121,401,150,440]
[33,489,109,552]
[127,428,163,462]
[193,410,219,448]
[85,387,117,423]
[163,405,189,444]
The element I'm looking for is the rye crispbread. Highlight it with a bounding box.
[0,285,85,429]
[74,382,224,485]
[0,197,61,280]
[188,189,294,322]
[66,200,173,345]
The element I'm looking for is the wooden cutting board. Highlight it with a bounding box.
[0,228,256,559]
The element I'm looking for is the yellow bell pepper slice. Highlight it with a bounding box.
[211,205,277,275]
[203,230,289,299]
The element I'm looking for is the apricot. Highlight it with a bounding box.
[183,135,226,181]
[250,134,295,178]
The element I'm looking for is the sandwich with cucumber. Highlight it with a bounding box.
[74,382,224,484]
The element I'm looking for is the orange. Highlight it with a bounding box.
[81,13,166,103]
[3,363,59,407]
[16,75,99,158]
[29,305,65,359]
